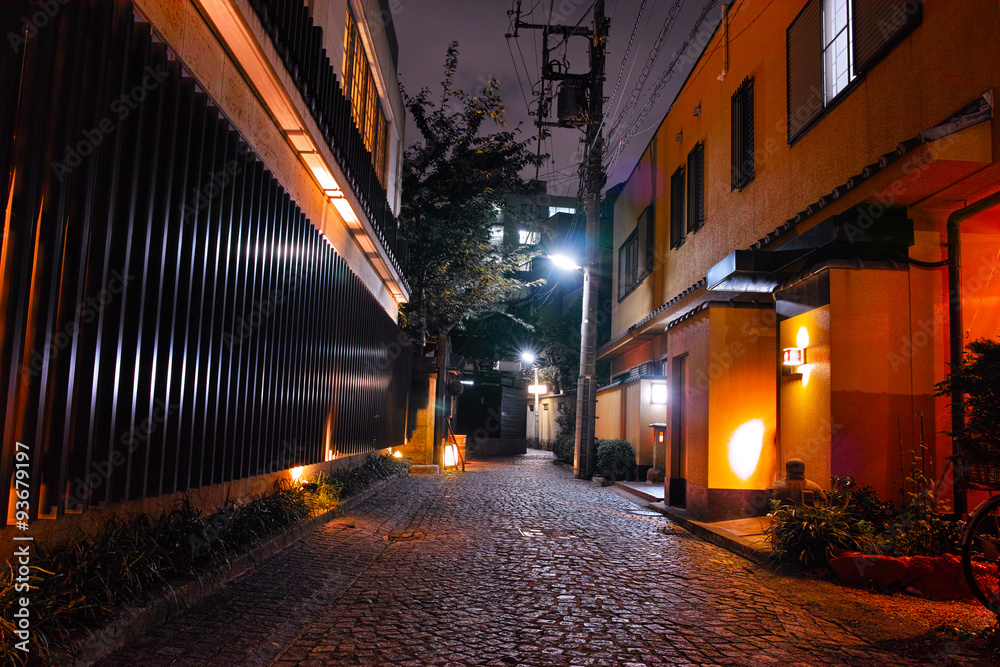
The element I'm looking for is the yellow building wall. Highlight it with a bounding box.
[780,306,833,486]
[595,387,623,441]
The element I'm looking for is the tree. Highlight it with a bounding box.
[399,43,543,347]
[399,43,543,460]
[936,338,1000,466]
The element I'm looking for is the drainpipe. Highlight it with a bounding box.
[947,189,1000,517]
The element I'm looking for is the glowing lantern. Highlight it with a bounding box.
[290,466,304,483]
[443,443,459,468]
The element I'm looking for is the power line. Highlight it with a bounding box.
[603,0,684,150]
[605,0,718,173]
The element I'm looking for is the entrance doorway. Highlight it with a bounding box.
[669,354,687,507]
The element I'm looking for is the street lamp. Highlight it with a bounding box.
[548,253,582,271]
[547,252,596,478]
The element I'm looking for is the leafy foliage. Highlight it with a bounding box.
[399,42,544,344]
[553,434,575,465]
[0,454,406,663]
[828,476,896,532]
[935,338,1000,466]
[595,439,635,481]
[767,503,875,567]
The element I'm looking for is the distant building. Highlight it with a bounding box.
[598,0,1000,520]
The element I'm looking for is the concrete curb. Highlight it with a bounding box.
[648,502,773,568]
[68,474,404,666]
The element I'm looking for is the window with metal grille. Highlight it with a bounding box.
[786,0,921,143]
[618,228,640,300]
[670,166,686,248]
[686,142,705,233]
[343,10,391,186]
[731,76,754,191]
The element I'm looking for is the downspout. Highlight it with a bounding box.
[947,189,1000,516]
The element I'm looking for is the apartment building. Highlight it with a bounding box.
[598,0,999,521]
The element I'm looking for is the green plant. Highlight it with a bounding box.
[552,433,575,465]
[935,338,1000,466]
[595,439,635,481]
[828,475,896,532]
[767,503,874,567]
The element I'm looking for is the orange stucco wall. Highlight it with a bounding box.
[706,308,779,491]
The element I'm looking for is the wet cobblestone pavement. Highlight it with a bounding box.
[98,450,992,666]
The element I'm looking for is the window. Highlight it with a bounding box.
[518,230,540,245]
[618,229,639,300]
[787,0,921,142]
[731,76,754,190]
[670,166,685,248]
[548,206,576,217]
[343,10,391,185]
[618,206,654,300]
[823,0,853,102]
[686,142,705,234]
[489,225,504,246]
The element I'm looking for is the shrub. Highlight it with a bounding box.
[552,433,575,465]
[595,439,635,481]
[935,338,1000,466]
[767,503,874,567]
[828,475,896,532]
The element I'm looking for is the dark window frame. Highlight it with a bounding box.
[670,166,686,248]
[786,0,922,144]
[617,227,640,301]
[731,76,754,191]
[686,142,705,233]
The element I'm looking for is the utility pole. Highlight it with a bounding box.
[508,1,608,478]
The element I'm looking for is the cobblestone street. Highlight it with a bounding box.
[99,451,993,666]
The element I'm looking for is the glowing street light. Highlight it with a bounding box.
[548,253,582,271]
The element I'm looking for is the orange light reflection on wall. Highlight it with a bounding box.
[727,419,765,481]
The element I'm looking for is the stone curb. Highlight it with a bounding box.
[648,501,772,568]
[68,474,405,666]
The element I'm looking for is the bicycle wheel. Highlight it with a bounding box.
[962,494,1000,614]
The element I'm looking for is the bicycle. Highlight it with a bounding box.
[959,464,1000,616]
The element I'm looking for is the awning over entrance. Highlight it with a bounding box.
[706,205,914,294]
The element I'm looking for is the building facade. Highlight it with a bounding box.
[0,0,411,542]
[598,0,1000,521]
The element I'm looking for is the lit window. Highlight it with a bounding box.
[548,206,575,217]
[823,0,853,103]
[518,230,540,245]
[786,0,921,142]
[343,10,390,186]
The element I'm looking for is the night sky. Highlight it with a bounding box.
[393,0,723,197]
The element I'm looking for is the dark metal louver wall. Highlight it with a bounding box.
[0,0,411,523]
[247,0,407,279]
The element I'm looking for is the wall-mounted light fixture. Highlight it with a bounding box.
[693,104,701,117]
[651,383,668,404]
[675,130,683,143]
[782,347,805,366]
[783,327,810,381]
